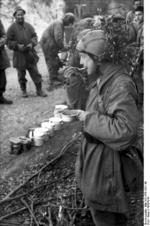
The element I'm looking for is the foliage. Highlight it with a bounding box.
[0,0,23,19]
[69,14,140,73]
[96,15,140,70]
[28,0,66,22]
[69,17,94,52]
[0,0,66,38]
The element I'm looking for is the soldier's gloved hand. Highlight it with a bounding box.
[17,44,25,51]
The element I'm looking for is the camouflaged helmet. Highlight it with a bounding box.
[76,30,107,59]
[77,28,91,42]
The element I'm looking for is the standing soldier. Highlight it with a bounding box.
[40,13,75,91]
[74,30,141,226]
[0,20,13,104]
[7,6,47,98]
[126,0,143,25]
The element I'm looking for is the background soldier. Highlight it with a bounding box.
[0,19,13,104]
[128,5,144,106]
[7,6,47,98]
[40,13,75,91]
[126,0,143,24]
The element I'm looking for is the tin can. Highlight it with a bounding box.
[9,137,22,155]
[19,136,32,152]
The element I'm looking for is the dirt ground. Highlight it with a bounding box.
[0,50,72,183]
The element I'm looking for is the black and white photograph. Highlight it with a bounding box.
[0,0,146,225]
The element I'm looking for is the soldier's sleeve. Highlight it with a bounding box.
[6,25,18,50]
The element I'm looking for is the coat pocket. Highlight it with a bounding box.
[120,146,143,191]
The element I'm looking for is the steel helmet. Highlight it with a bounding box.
[76,30,107,59]
[77,28,91,42]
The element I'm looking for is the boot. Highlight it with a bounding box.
[22,90,28,98]
[36,83,47,97]
[20,83,28,98]
[0,94,13,105]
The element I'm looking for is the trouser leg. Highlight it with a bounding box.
[41,44,55,82]
[0,69,13,104]
[0,69,7,96]
[17,69,27,85]
[46,57,58,81]
[17,69,28,97]
[27,65,47,97]
[90,208,127,226]
[27,64,42,84]
[46,55,64,86]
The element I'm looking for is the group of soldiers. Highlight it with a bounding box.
[0,0,143,106]
[64,1,144,109]
[0,6,47,104]
[0,7,76,104]
[0,2,144,225]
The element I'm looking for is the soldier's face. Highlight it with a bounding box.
[134,1,142,9]
[15,10,24,24]
[80,52,97,75]
[135,11,143,23]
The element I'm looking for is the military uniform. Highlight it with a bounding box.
[40,19,65,85]
[40,13,75,89]
[75,30,142,226]
[7,7,46,97]
[0,20,12,104]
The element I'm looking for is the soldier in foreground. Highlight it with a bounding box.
[65,30,142,226]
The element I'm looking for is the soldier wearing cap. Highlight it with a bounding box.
[126,0,143,24]
[134,5,144,30]
[40,12,75,91]
[6,6,47,98]
[126,4,144,44]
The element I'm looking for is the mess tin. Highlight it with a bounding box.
[9,137,22,155]
[49,117,63,130]
[19,136,32,152]
[54,104,68,117]
[41,121,55,136]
